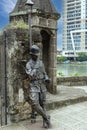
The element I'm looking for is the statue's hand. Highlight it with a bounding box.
[28,75,33,80]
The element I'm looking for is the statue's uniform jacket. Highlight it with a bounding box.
[26,59,49,93]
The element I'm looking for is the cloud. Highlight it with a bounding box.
[0,0,17,14]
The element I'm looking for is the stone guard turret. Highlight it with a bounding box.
[0,0,60,123]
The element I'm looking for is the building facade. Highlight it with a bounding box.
[62,0,87,58]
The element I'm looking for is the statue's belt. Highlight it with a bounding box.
[30,78,45,82]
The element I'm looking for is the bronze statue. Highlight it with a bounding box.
[26,45,51,128]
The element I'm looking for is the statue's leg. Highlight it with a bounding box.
[31,106,37,123]
[32,103,51,128]
[39,92,51,128]
[29,92,51,128]
[28,92,38,123]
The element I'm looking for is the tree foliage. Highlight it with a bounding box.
[76,52,87,61]
[57,56,67,63]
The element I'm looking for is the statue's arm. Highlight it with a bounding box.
[42,62,51,83]
[26,62,36,80]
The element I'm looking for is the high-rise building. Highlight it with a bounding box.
[62,0,87,58]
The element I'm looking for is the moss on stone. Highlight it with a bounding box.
[7,20,28,29]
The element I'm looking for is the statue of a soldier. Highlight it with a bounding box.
[26,45,51,128]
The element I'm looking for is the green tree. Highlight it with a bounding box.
[57,56,67,63]
[76,52,87,61]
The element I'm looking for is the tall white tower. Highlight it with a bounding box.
[62,0,87,58]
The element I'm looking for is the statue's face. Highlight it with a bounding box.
[31,54,38,61]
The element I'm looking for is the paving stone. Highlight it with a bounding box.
[1,101,87,130]
[1,86,87,130]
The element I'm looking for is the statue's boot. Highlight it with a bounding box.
[31,115,36,123]
[32,104,51,128]
[43,115,51,128]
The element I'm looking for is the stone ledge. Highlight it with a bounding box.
[46,96,87,110]
[57,76,87,86]
[46,86,87,110]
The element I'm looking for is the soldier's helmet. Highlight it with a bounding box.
[30,45,40,56]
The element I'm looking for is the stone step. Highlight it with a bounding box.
[46,86,87,110]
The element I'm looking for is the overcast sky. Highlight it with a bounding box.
[0,0,62,50]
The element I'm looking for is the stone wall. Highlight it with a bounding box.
[0,28,33,122]
[0,26,57,122]
[0,21,58,122]
[57,76,87,86]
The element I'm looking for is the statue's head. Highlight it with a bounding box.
[30,45,40,61]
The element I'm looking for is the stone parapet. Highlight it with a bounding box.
[57,76,87,86]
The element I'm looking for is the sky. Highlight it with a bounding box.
[0,0,62,50]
